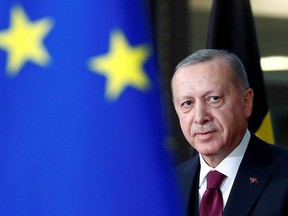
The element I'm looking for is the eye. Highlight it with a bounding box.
[180,100,194,112]
[209,96,220,103]
[182,101,192,107]
[207,96,223,107]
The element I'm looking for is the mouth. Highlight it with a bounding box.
[193,130,216,137]
[195,131,212,135]
[197,132,211,135]
[192,125,217,138]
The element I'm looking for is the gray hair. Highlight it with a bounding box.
[174,49,249,89]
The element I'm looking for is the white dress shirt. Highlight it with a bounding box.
[198,130,251,208]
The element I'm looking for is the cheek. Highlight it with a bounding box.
[179,115,193,135]
[211,111,231,133]
[217,109,245,135]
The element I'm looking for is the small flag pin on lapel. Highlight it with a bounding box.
[250,177,259,184]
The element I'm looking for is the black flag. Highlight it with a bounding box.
[207,0,274,143]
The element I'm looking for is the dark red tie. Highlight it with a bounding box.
[200,170,226,216]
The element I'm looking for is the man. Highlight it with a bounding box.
[172,49,288,216]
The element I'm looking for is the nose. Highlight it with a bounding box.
[193,101,210,125]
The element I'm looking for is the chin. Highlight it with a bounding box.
[195,144,222,156]
[198,150,218,157]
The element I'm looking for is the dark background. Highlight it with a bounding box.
[150,0,288,165]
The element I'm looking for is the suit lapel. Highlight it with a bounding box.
[188,163,200,216]
[223,134,272,216]
[176,155,200,216]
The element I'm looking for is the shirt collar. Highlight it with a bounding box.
[199,130,251,187]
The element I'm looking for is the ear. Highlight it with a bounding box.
[244,88,254,118]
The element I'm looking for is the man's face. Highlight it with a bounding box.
[172,58,253,161]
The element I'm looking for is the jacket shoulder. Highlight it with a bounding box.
[175,154,200,176]
[247,134,288,176]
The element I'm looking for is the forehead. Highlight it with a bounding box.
[172,59,234,96]
[172,58,232,85]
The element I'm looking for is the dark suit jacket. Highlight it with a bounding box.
[176,133,288,216]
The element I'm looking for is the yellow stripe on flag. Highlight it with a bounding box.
[255,112,274,144]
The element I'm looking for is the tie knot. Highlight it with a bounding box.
[207,170,226,189]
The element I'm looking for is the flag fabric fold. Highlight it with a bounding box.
[207,0,274,143]
[0,0,182,215]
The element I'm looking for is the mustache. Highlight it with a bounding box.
[192,125,217,136]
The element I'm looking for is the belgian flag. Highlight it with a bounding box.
[206,0,274,143]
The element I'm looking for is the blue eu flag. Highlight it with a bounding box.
[0,0,182,215]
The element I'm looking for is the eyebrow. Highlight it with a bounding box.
[175,87,224,102]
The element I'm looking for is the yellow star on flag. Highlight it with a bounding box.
[88,31,151,100]
[0,5,53,76]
